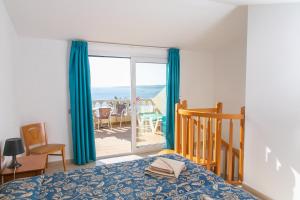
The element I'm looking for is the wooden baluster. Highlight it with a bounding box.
[186,118,189,154]
[227,119,234,182]
[215,102,223,176]
[224,144,228,179]
[182,101,189,155]
[213,121,216,163]
[207,118,212,171]
[208,120,214,168]
[232,154,235,181]
[175,103,181,153]
[239,107,245,182]
[215,120,222,176]
[189,117,194,160]
[202,118,207,164]
[182,116,187,157]
[196,117,201,163]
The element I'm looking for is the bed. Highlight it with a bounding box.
[0,154,256,200]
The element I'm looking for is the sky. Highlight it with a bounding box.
[89,57,166,87]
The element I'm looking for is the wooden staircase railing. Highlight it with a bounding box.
[174,100,245,184]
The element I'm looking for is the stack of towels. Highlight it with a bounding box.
[145,157,186,178]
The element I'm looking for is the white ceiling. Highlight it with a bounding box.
[215,0,300,5]
[4,0,298,50]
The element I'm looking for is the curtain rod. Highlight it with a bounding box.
[87,40,170,49]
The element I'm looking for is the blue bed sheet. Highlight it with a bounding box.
[0,154,256,200]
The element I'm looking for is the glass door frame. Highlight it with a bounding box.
[130,57,167,154]
[88,42,168,157]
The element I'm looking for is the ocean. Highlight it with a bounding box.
[91,85,165,100]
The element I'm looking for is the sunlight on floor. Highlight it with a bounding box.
[96,155,144,165]
[95,125,164,157]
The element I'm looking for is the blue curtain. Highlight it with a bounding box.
[165,48,180,149]
[69,41,96,165]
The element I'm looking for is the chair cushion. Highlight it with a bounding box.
[30,144,65,154]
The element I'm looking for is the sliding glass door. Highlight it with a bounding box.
[90,56,166,157]
[131,58,167,152]
[90,57,132,158]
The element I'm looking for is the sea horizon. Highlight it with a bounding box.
[91,85,165,100]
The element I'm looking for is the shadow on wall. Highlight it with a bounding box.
[188,6,248,50]
[262,145,299,200]
[245,116,300,200]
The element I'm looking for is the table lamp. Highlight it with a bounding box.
[3,138,25,169]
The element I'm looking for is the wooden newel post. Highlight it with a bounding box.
[239,106,245,182]
[182,100,187,109]
[175,102,181,153]
[181,100,188,156]
[227,119,234,183]
[215,102,223,176]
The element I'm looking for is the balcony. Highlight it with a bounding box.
[92,98,166,157]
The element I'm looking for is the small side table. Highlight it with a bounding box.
[1,154,47,184]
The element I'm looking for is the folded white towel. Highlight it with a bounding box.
[149,158,174,173]
[158,157,185,178]
[201,195,214,200]
[146,157,186,178]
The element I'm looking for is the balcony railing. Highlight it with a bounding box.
[92,98,163,122]
[93,99,130,124]
[92,99,166,134]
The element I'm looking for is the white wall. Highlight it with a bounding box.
[214,40,247,113]
[180,50,215,108]
[245,4,300,200]
[213,5,247,114]
[0,0,19,162]
[214,40,247,151]
[15,37,72,161]
[13,37,216,161]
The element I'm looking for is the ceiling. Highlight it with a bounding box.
[4,0,299,50]
[216,0,300,4]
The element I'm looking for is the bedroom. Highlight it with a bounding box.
[0,0,299,199]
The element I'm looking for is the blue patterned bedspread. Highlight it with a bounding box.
[0,154,256,200]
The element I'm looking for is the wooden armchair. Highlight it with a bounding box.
[21,122,66,171]
[111,104,127,127]
[98,108,112,128]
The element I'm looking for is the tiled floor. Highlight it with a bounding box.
[46,124,165,174]
[46,151,160,175]
[94,124,165,157]
[95,125,132,157]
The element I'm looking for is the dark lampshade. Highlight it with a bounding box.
[3,138,25,156]
[4,138,25,168]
